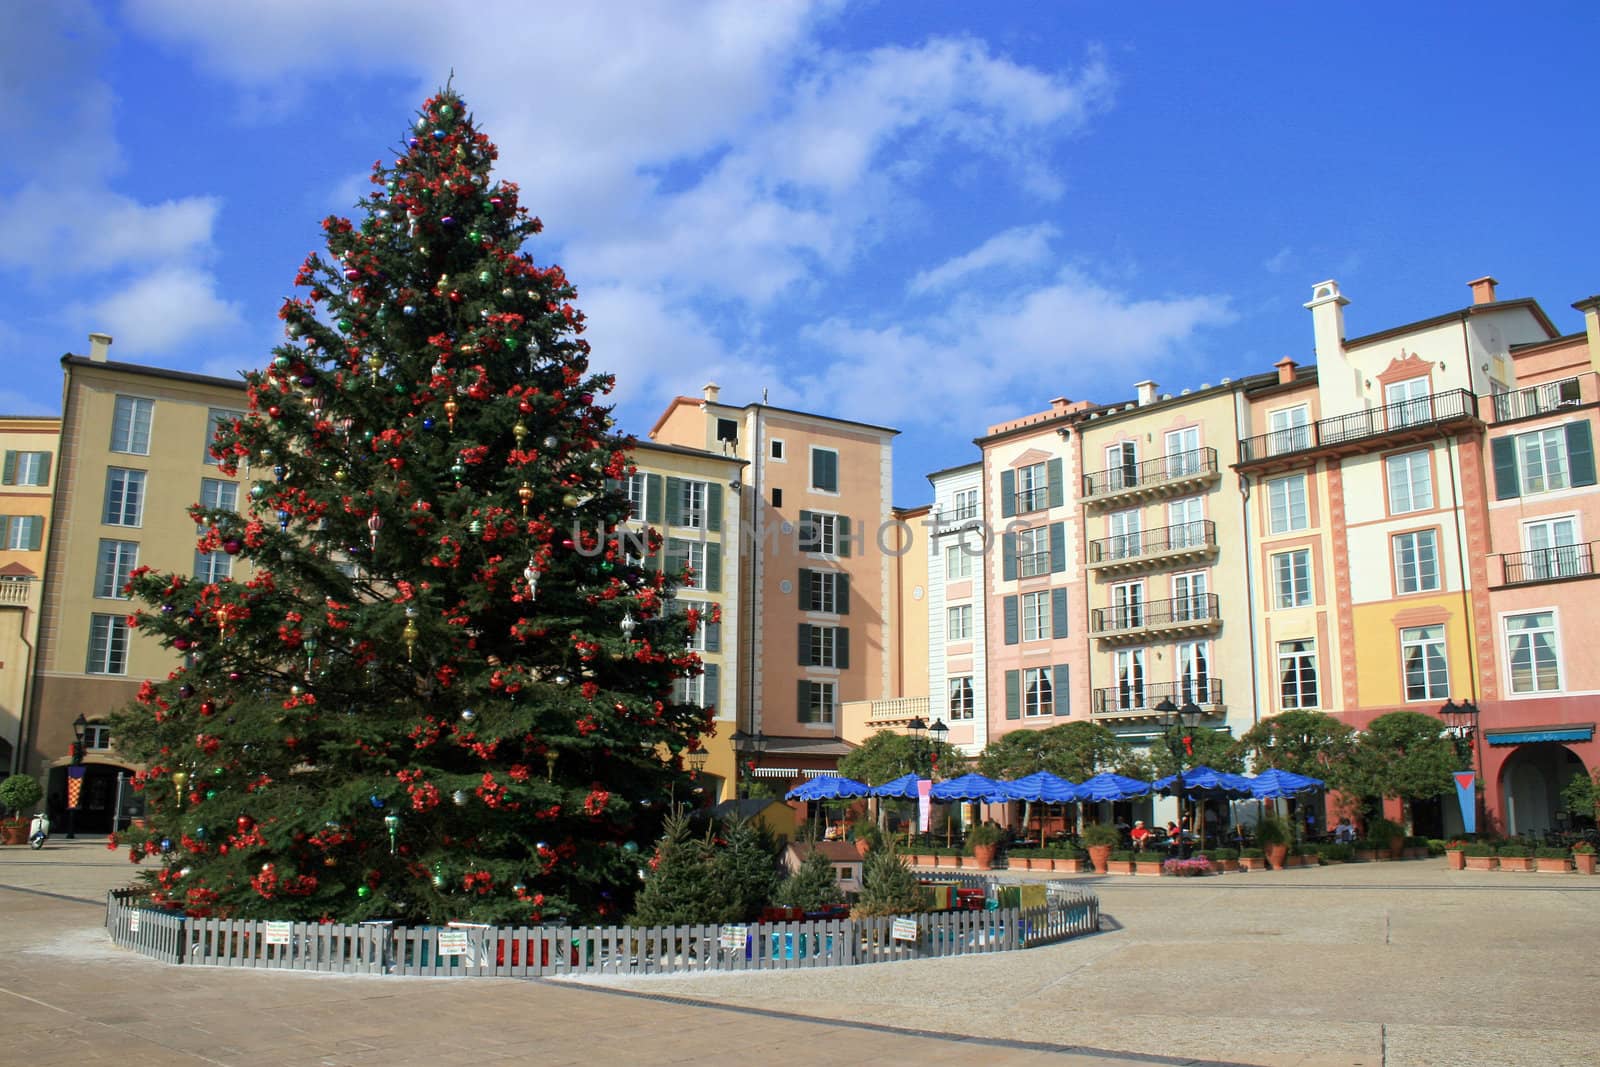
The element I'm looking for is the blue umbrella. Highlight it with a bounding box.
[869,773,927,799]
[1001,771,1080,804]
[1248,768,1325,799]
[1075,772,1153,802]
[1151,766,1254,797]
[784,775,872,802]
[931,773,1011,804]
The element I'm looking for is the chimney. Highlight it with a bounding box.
[88,332,113,362]
[1468,276,1498,305]
[1049,396,1072,413]
[1275,357,1298,385]
[1574,296,1600,375]
[1135,380,1158,406]
[702,382,720,403]
[1303,280,1349,367]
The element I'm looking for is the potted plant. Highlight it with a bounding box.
[0,774,43,846]
[1210,847,1240,872]
[1368,817,1404,858]
[1495,843,1532,872]
[1535,846,1571,873]
[1319,842,1354,865]
[1255,816,1291,869]
[1106,849,1137,875]
[964,822,1005,869]
[1057,845,1089,874]
[1573,841,1596,875]
[1461,841,1496,870]
[1163,856,1212,877]
[1007,847,1038,870]
[1443,839,1467,871]
[850,820,882,859]
[1134,850,1164,876]
[1082,823,1119,874]
[1239,847,1266,871]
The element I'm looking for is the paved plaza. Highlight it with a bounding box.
[2,841,1597,1066]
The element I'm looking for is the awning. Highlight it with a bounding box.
[1485,725,1594,746]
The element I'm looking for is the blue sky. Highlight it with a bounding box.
[3,2,1597,501]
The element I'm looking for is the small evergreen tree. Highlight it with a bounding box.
[629,807,719,926]
[774,844,844,911]
[851,845,929,917]
[713,815,780,922]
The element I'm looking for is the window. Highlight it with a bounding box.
[195,550,233,583]
[1268,405,1310,455]
[1278,639,1319,709]
[799,510,847,555]
[946,604,973,641]
[83,723,112,750]
[802,569,846,613]
[1267,474,1308,533]
[1393,530,1440,593]
[1505,612,1560,693]
[801,624,847,667]
[1519,426,1573,494]
[203,409,244,464]
[1017,591,1049,641]
[673,672,707,707]
[1164,427,1201,477]
[87,614,130,675]
[1179,641,1211,704]
[111,396,154,455]
[715,417,739,445]
[2,450,50,486]
[667,539,706,589]
[944,542,973,580]
[679,480,707,528]
[1111,582,1144,629]
[103,468,146,527]
[1172,571,1208,621]
[951,488,979,521]
[1168,497,1205,549]
[1106,442,1138,489]
[95,540,139,599]
[1272,549,1311,608]
[1,515,44,551]
[770,439,785,460]
[800,680,836,723]
[1023,666,1054,717]
[1493,423,1596,500]
[1015,462,1049,512]
[1114,648,1145,709]
[1523,517,1581,580]
[1107,510,1141,560]
[200,478,238,514]
[674,599,720,652]
[810,448,839,492]
[625,473,649,520]
[771,488,783,508]
[1385,377,1430,428]
[1386,450,1433,514]
[948,676,975,720]
[1016,526,1052,577]
[1400,625,1448,701]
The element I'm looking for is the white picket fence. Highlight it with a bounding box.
[105,888,1099,977]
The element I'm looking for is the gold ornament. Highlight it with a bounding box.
[402,608,419,663]
[562,492,579,508]
[518,481,534,516]
[443,398,459,430]
[513,420,529,449]
[172,770,189,799]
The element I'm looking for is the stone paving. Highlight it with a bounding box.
[3,840,1597,1066]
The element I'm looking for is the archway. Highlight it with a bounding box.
[45,761,142,835]
[1498,744,1587,837]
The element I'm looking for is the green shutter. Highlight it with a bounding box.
[799,567,814,609]
[666,538,688,578]
[1002,595,1019,645]
[1566,422,1596,488]
[798,679,812,723]
[838,515,851,557]
[705,543,721,591]
[1002,532,1017,581]
[1491,437,1520,500]
[1051,587,1069,638]
[799,510,816,551]
[665,477,684,525]
[798,623,812,666]
[1005,670,1021,720]
[1053,664,1070,716]
[646,473,664,523]
[836,627,850,669]
[703,663,719,711]
[1047,458,1064,508]
[603,476,621,494]
[1049,522,1066,573]
[705,615,721,652]
[1000,469,1016,518]
[707,482,723,532]
[1,451,13,485]
[0,517,10,547]
[837,573,850,615]
[37,453,50,485]
[27,516,43,551]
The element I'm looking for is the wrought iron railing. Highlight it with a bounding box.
[1090,593,1220,634]
[1238,389,1476,463]
[1082,448,1218,498]
[1499,543,1596,585]
[1092,679,1225,715]
[1490,376,1582,423]
[1088,520,1216,564]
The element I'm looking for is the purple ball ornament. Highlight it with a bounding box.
[440,216,455,227]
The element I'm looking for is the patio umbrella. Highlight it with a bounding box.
[1001,771,1080,804]
[1150,766,1254,798]
[1247,768,1325,799]
[930,773,1012,804]
[1075,772,1153,802]
[869,773,927,798]
[784,775,871,802]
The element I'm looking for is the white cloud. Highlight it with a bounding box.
[0,187,221,274]
[909,224,1060,296]
[1264,246,1293,274]
[68,266,243,354]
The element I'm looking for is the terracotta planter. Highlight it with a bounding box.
[1087,844,1112,874]
[1575,853,1596,875]
[1265,843,1289,870]
[1536,857,1571,873]
[1464,855,1496,870]
[1498,856,1533,872]
[1407,847,1430,860]
[0,820,27,846]
[1134,860,1163,877]
[1239,856,1265,871]
[972,844,998,869]
[1007,857,1033,871]
[1445,849,1465,870]
[912,854,935,867]
[1106,860,1135,875]
[1388,835,1405,856]
[855,839,872,859]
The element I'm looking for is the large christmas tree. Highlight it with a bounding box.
[110,88,711,925]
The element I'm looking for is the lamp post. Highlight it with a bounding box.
[905,715,927,775]
[67,714,87,840]
[1157,698,1204,855]
[729,729,767,800]
[1439,698,1481,834]
[928,719,949,774]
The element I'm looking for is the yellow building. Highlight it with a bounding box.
[1,413,61,772]
[24,335,250,831]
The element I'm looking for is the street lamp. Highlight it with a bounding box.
[1158,698,1204,854]
[1440,698,1481,833]
[730,729,767,799]
[928,718,949,771]
[906,716,927,775]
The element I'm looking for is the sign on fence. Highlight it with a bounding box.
[438,929,470,956]
[891,917,918,942]
[263,921,293,946]
[718,924,748,950]
[129,911,140,933]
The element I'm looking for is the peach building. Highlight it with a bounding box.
[1,413,61,773]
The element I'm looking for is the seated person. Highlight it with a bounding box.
[1334,817,1357,843]
[1130,820,1150,851]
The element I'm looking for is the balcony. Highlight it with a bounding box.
[1090,593,1221,644]
[1087,520,1218,574]
[0,578,39,607]
[1091,680,1226,723]
[1496,543,1598,587]
[1237,389,1478,468]
[1082,448,1219,507]
[1487,376,1584,424]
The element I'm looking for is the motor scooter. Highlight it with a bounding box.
[28,811,49,849]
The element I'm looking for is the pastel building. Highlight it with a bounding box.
[1,413,61,772]
[925,462,987,754]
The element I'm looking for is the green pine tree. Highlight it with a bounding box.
[108,87,709,925]
[774,844,844,912]
[851,845,929,917]
[712,815,781,922]
[630,806,721,926]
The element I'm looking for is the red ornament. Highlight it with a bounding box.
[237,815,254,832]
[223,538,243,555]
[267,406,282,419]
[199,700,216,717]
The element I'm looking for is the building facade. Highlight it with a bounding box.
[1,413,61,772]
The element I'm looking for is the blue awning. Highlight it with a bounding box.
[1485,725,1594,746]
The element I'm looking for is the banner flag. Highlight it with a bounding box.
[66,764,86,810]
[1453,771,1476,835]
[917,778,933,833]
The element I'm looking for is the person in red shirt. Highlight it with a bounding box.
[1130,820,1150,851]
